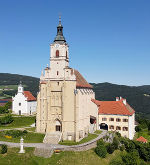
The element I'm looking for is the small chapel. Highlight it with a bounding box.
[36,18,98,142]
[12,83,37,115]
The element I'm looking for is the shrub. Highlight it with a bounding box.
[119,145,125,151]
[5,130,24,138]
[122,151,140,165]
[1,144,7,154]
[95,145,107,158]
[0,115,14,125]
[115,132,121,138]
[97,139,105,146]
[107,143,115,154]
[126,140,135,153]
[112,137,119,150]
[23,130,28,134]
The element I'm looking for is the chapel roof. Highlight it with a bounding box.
[23,91,36,101]
[92,98,135,116]
[136,136,148,143]
[74,70,93,89]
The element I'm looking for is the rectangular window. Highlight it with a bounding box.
[116,118,121,122]
[123,127,128,131]
[116,126,121,130]
[123,119,128,122]
[109,125,114,129]
[102,118,107,121]
[109,118,114,121]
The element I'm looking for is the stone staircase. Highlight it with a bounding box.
[43,132,62,144]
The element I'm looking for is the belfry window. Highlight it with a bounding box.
[56,50,59,57]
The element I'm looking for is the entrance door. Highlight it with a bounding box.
[55,120,61,132]
[19,110,21,115]
[56,125,61,131]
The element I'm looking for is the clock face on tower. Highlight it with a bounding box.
[55,44,59,48]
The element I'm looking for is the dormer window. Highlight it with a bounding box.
[56,50,59,57]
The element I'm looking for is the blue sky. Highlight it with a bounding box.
[0,0,150,86]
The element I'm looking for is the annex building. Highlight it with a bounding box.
[92,97,135,139]
[36,19,98,142]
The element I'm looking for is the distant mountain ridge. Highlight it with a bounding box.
[0,73,150,118]
[91,82,150,118]
[0,73,39,97]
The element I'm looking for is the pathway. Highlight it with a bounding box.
[0,130,107,150]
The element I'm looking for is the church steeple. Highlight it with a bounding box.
[54,16,66,43]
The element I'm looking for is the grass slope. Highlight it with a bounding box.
[0,148,123,165]
[59,133,98,146]
[0,116,35,129]
[0,132,44,143]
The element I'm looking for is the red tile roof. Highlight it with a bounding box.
[40,81,47,84]
[136,136,147,143]
[23,91,36,101]
[0,99,12,102]
[0,103,6,106]
[92,98,135,116]
[40,69,92,89]
[74,70,93,89]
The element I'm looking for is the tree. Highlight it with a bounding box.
[122,151,140,165]
[107,143,115,154]
[112,137,119,150]
[95,145,107,158]
[0,115,14,125]
[135,125,142,132]
[126,140,135,153]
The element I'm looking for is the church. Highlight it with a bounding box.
[36,18,98,142]
[12,83,37,115]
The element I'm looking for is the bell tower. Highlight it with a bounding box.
[49,16,69,79]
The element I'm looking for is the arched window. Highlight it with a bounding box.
[56,50,59,57]
[66,51,68,58]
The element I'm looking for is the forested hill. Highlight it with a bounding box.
[0,73,150,118]
[0,73,39,97]
[91,83,150,118]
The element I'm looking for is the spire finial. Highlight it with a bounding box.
[59,13,61,25]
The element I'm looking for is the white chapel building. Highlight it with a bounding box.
[12,83,37,115]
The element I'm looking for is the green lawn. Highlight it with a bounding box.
[94,130,102,134]
[0,147,123,165]
[26,127,36,132]
[0,116,36,129]
[59,133,98,146]
[0,131,45,143]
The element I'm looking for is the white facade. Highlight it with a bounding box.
[12,84,37,115]
[128,113,135,139]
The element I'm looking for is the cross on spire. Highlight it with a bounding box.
[59,14,61,25]
[54,14,66,43]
